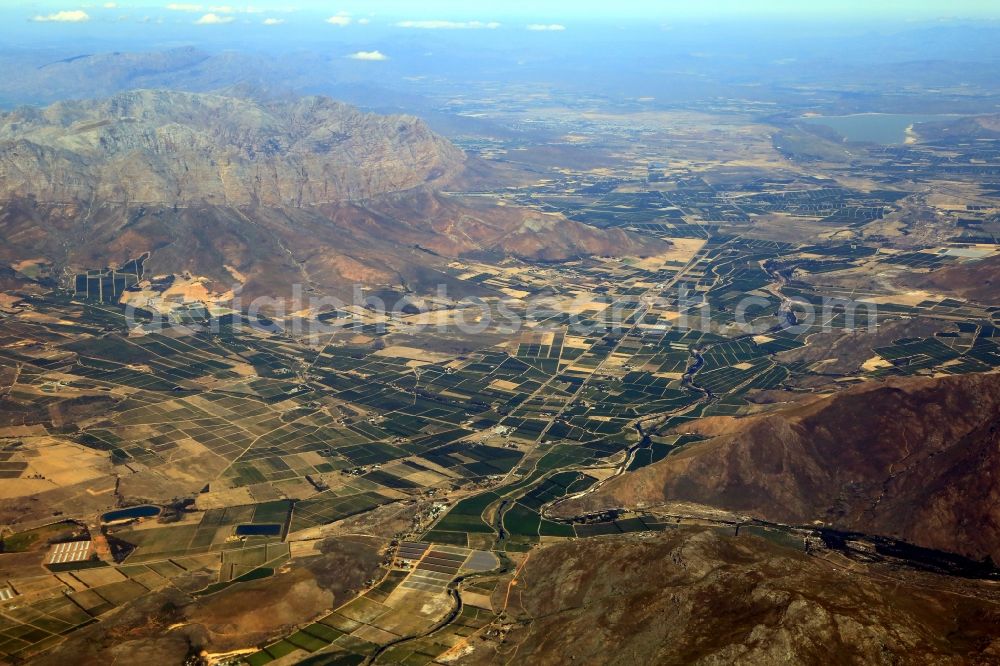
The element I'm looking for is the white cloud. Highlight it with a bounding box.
[347,50,388,61]
[526,23,565,31]
[31,10,91,22]
[396,20,500,30]
[165,3,202,10]
[194,12,233,24]
[104,2,118,7]
[326,12,351,26]
[357,17,370,25]
[262,17,284,25]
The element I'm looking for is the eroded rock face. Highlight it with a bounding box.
[555,372,1000,562]
[0,89,464,205]
[0,91,669,299]
[464,528,1000,666]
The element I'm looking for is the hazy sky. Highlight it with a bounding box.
[6,0,1000,64]
[2,1,999,112]
[11,0,1000,25]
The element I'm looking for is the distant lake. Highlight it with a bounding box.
[801,113,964,144]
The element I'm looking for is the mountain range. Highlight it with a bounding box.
[0,90,666,300]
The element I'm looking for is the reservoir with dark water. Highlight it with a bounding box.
[101,505,161,522]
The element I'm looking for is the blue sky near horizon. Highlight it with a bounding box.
[1,1,999,112]
[4,0,1000,68]
[8,0,1000,26]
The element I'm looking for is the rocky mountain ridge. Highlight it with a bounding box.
[0,90,668,299]
[0,89,464,206]
[554,372,1000,562]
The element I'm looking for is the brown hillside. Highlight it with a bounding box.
[463,528,1000,666]
[906,254,1000,306]
[554,373,1000,562]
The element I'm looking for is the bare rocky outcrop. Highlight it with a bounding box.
[0,89,463,206]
